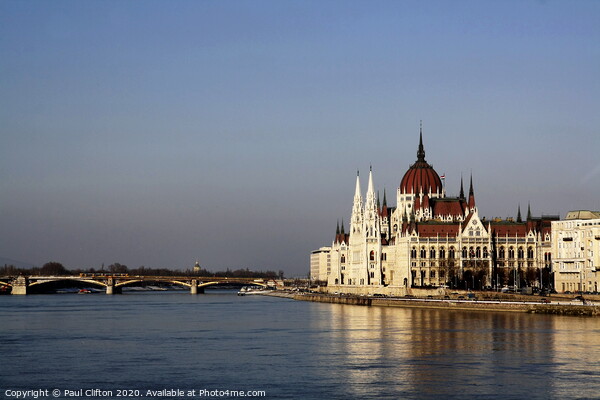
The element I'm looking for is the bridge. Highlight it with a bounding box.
[0,275,272,295]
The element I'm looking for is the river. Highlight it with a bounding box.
[1,291,600,399]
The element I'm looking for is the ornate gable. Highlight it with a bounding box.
[461,211,488,238]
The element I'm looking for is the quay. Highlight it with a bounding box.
[261,291,600,317]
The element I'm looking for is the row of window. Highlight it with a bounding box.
[339,247,547,264]
[410,246,537,259]
[339,251,387,264]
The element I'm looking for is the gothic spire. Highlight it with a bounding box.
[367,167,374,195]
[469,173,474,196]
[351,171,364,226]
[365,167,377,215]
[354,170,361,198]
[517,204,522,223]
[459,174,465,199]
[340,219,345,235]
[336,220,340,235]
[527,202,532,220]
[468,173,476,210]
[417,120,426,162]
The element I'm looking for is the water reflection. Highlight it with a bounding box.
[313,304,600,400]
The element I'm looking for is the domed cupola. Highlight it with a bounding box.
[400,127,443,195]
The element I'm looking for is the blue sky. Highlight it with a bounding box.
[1,0,599,275]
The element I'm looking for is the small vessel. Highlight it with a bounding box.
[238,286,272,295]
[77,289,92,294]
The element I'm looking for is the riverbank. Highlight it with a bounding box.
[262,291,600,316]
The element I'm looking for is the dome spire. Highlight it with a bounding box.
[417,120,426,162]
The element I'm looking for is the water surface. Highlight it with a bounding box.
[2,291,599,399]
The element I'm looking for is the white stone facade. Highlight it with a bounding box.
[552,212,600,293]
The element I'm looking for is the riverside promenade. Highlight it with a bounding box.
[262,290,600,316]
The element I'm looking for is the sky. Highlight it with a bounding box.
[1,0,599,276]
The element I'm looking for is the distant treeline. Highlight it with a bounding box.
[0,262,284,279]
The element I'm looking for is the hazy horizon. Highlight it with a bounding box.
[1,1,599,276]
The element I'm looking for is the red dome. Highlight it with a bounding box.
[400,161,442,194]
[400,131,443,195]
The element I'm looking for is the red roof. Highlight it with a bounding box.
[432,198,466,218]
[416,223,460,237]
[491,223,527,236]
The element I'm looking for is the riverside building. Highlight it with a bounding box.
[552,211,600,293]
[310,247,331,282]
[318,127,557,295]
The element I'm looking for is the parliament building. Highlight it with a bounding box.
[317,127,557,294]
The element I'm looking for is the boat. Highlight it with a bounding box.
[77,289,92,294]
[238,286,273,296]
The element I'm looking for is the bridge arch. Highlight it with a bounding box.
[28,278,108,287]
[197,280,267,289]
[26,277,108,293]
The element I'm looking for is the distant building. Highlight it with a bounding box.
[552,211,600,293]
[310,247,331,282]
[194,261,201,272]
[315,126,557,294]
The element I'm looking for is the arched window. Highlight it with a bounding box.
[476,247,481,258]
[499,246,505,259]
[411,247,417,258]
[527,247,534,259]
[370,250,375,261]
[462,247,468,258]
[449,247,455,259]
[518,247,524,259]
[420,247,427,258]
[508,247,515,259]
[483,247,488,258]
[430,247,436,259]
[439,247,446,259]
[469,247,475,258]
[341,255,345,263]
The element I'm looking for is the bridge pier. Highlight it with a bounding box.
[105,278,120,295]
[190,280,205,294]
[11,276,28,295]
